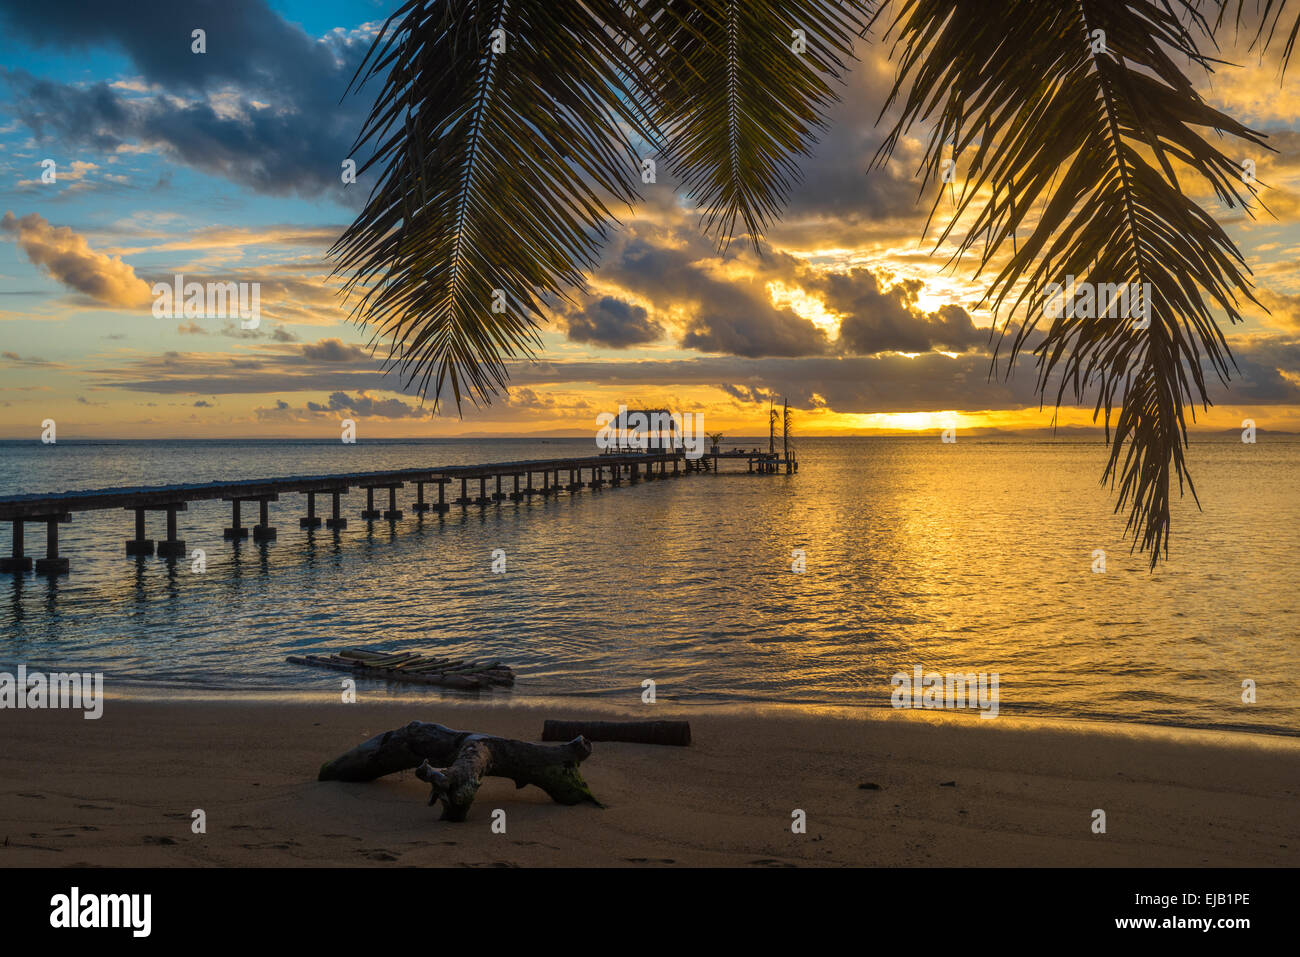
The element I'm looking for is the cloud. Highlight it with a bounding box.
[563,296,665,348]
[0,0,374,197]
[1258,289,1300,331]
[0,211,152,306]
[2,351,57,366]
[598,231,830,357]
[304,391,432,419]
[808,267,987,354]
[300,338,371,362]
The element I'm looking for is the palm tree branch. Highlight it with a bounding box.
[643,0,874,251]
[871,0,1271,565]
[329,0,661,410]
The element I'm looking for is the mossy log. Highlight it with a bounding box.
[318,720,599,822]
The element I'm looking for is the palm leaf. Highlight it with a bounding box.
[329,0,658,409]
[642,0,873,250]
[1213,0,1300,69]
[872,0,1271,565]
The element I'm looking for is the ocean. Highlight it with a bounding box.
[1,435,1296,735]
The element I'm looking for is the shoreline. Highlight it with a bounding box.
[47,680,1300,744]
[2,698,1296,867]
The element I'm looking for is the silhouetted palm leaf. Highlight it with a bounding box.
[1214,0,1300,68]
[872,0,1276,565]
[329,0,658,408]
[643,0,873,249]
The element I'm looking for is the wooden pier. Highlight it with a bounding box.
[0,450,757,575]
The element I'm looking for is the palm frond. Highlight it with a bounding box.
[642,0,873,250]
[872,0,1270,566]
[1212,0,1299,69]
[329,0,658,410]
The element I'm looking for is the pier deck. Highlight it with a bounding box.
[0,450,731,574]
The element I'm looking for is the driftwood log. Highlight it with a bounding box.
[318,720,599,821]
[542,719,692,746]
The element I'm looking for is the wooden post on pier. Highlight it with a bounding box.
[157,503,186,557]
[301,492,322,529]
[1,520,30,572]
[252,495,277,541]
[361,487,380,520]
[33,514,70,574]
[223,498,248,540]
[326,490,348,529]
[783,398,794,475]
[383,485,403,521]
[126,507,154,555]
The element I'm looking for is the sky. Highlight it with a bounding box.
[1,0,1298,439]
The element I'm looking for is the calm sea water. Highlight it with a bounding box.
[0,436,1296,736]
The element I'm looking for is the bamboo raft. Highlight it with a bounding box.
[286,649,515,690]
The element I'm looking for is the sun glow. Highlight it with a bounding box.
[766,280,842,333]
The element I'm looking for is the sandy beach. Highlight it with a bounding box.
[1,698,1296,867]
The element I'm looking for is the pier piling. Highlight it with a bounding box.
[223,498,249,540]
[252,495,277,542]
[156,503,187,558]
[1,519,30,572]
[31,514,70,574]
[300,492,322,529]
[126,507,155,555]
[325,490,348,529]
[382,484,404,521]
[34,514,70,574]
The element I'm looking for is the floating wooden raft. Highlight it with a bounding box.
[286,648,514,690]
